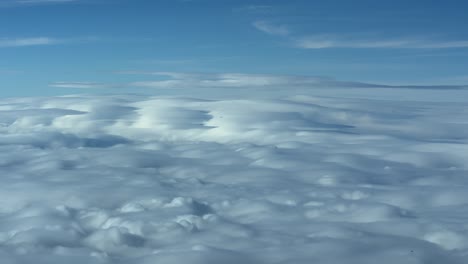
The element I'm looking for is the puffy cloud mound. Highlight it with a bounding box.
[0,92,467,263]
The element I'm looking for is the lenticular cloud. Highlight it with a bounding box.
[0,92,467,263]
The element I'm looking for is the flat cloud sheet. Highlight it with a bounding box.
[0,90,467,263]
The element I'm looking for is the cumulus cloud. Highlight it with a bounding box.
[0,91,468,263]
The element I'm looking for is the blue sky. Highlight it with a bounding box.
[1,0,468,97]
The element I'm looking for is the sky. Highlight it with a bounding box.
[1,0,468,97]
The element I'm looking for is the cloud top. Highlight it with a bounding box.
[0,93,467,263]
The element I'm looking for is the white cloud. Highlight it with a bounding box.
[50,82,115,89]
[253,20,290,36]
[0,92,467,262]
[116,71,466,90]
[0,36,98,48]
[16,0,76,3]
[296,36,468,49]
[0,0,77,7]
[51,72,467,94]
[121,71,339,89]
[0,37,60,47]
[252,20,468,49]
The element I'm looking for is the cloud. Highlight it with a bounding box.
[52,72,467,92]
[0,36,99,48]
[295,36,468,49]
[120,71,339,89]
[0,0,78,7]
[3,0,76,4]
[0,93,467,263]
[0,37,61,48]
[15,0,76,3]
[117,71,467,90]
[235,5,275,14]
[253,20,290,36]
[50,82,116,89]
[252,20,468,49]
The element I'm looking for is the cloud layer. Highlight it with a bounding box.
[0,91,467,263]
[52,72,468,91]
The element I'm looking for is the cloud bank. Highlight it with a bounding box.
[0,90,467,263]
[53,72,468,91]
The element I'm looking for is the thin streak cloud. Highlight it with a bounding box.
[253,20,468,49]
[15,0,76,3]
[0,36,99,48]
[0,0,77,7]
[0,37,60,47]
[253,21,290,36]
[50,82,116,89]
[296,36,468,49]
[51,72,468,90]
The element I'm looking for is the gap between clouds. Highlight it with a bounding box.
[253,20,468,49]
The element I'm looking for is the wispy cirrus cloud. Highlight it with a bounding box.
[253,20,290,36]
[128,72,331,89]
[50,82,117,89]
[0,0,77,7]
[0,37,61,48]
[253,20,468,49]
[15,0,76,3]
[129,72,468,89]
[235,5,275,14]
[52,72,468,91]
[295,36,468,49]
[0,36,99,48]
[5,0,76,4]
